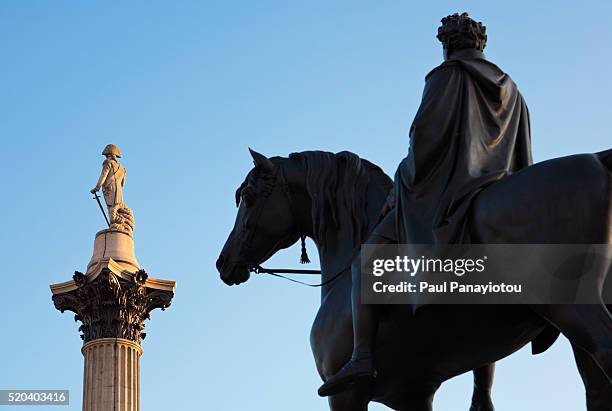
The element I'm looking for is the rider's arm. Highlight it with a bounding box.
[94,160,111,191]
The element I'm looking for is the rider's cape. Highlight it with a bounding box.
[391,49,533,244]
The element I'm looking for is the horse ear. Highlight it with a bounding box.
[248,148,274,171]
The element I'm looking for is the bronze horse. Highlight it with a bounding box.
[217,149,612,411]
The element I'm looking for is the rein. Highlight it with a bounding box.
[250,265,350,288]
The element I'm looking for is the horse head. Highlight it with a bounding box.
[216,149,307,285]
[217,149,392,286]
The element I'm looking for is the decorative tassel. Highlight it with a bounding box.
[300,236,311,264]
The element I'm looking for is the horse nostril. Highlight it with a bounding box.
[216,254,226,272]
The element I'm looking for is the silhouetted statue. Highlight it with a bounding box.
[216,11,612,411]
[218,149,611,411]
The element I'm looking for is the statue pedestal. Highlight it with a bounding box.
[50,231,175,411]
[86,229,140,275]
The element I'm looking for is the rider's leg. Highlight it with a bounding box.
[470,364,495,411]
[530,304,612,382]
[350,248,382,360]
[352,209,397,360]
[318,210,397,397]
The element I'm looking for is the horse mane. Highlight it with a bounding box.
[287,150,392,248]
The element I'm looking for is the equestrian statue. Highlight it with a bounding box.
[216,12,612,411]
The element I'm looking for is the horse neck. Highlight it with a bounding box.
[283,157,390,300]
[316,238,357,300]
[282,162,350,297]
[296,193,380,300]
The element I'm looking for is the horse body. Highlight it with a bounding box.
[472,152,612,244]
[312,285,545,409]
[218,149,612,411]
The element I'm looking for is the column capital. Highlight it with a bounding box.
[51,261,175,344]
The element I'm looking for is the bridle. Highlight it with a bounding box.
[237,163,350,288]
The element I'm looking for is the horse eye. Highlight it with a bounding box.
[242,188,255,208]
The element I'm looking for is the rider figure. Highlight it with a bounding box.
[318,12,533,396]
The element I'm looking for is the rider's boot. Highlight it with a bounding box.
[318,253,379,397]
[317,354,376,397]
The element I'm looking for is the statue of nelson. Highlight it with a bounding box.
[318,12,533,397]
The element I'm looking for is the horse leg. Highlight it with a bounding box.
[328,387,368,411]
[572,344,612,411]
[469,364,495,411]
[530,304,612,382]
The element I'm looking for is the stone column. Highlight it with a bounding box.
[82,338,142,411]
[51,229,175,411]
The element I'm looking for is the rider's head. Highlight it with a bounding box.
[437,12,487,60]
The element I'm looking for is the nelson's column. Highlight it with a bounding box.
[50,144,176,411]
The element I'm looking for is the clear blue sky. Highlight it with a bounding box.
[1,1,610,410]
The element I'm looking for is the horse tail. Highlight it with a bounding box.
[597,148,612,172]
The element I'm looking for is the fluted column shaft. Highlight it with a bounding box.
[82,338,142,411]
